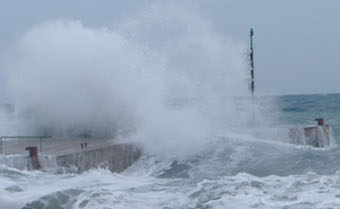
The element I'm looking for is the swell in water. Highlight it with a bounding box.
[1,3,340,209]
[2,130,340,209]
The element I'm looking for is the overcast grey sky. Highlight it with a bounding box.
[0,0,339,98]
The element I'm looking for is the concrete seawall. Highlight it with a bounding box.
[0,123,332,173]
[53,143,141,173]
[288,125,331,147]
[250,125,332,148]
[0,138,142,173]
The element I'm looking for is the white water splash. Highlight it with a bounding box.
[0,4,268,158]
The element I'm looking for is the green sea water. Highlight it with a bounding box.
[276,94,340,142]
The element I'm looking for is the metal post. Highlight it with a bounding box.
[250,28,255,99]
[25,146,40,169]
[0,137,2,155]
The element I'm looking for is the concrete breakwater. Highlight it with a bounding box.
[0,122,332,173]
[249,125,332,148]
[51,143,141,173]
[288,125,331,148]
[0,138,142,173]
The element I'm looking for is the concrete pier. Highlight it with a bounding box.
[250,124,332,148]
[288,125,331,147]
[53,143,141,173]
[0,138,141,173]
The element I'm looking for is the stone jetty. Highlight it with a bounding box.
[0,137,141,173]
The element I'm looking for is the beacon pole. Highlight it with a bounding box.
[250,28,255,101]
[249,28,255,123]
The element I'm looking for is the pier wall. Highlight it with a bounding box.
[0,142,142,174]
[250,125,332,148]
[288,125,331,147]
[54,143,141,173]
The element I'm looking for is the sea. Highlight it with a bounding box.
[1,93,340,209]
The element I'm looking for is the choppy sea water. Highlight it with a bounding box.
[2,94,340,209]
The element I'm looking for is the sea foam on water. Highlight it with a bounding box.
[1,3,338,209]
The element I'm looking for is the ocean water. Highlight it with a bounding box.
[278,94,340,141]
[1,94,340,209]
[1,4,339,208]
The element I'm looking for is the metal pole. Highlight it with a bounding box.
[250,28,255,99]
[0,137,2,155]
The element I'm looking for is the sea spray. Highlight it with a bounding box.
[2,5,275,158]
[1,3,340,209]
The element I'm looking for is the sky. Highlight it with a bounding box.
[0,0,339,100]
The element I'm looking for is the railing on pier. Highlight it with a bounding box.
[0,136,52,155]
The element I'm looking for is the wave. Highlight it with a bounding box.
[2,137,340,209]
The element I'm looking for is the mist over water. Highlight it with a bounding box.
[1,5,270,157]
[2,4,340,209]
